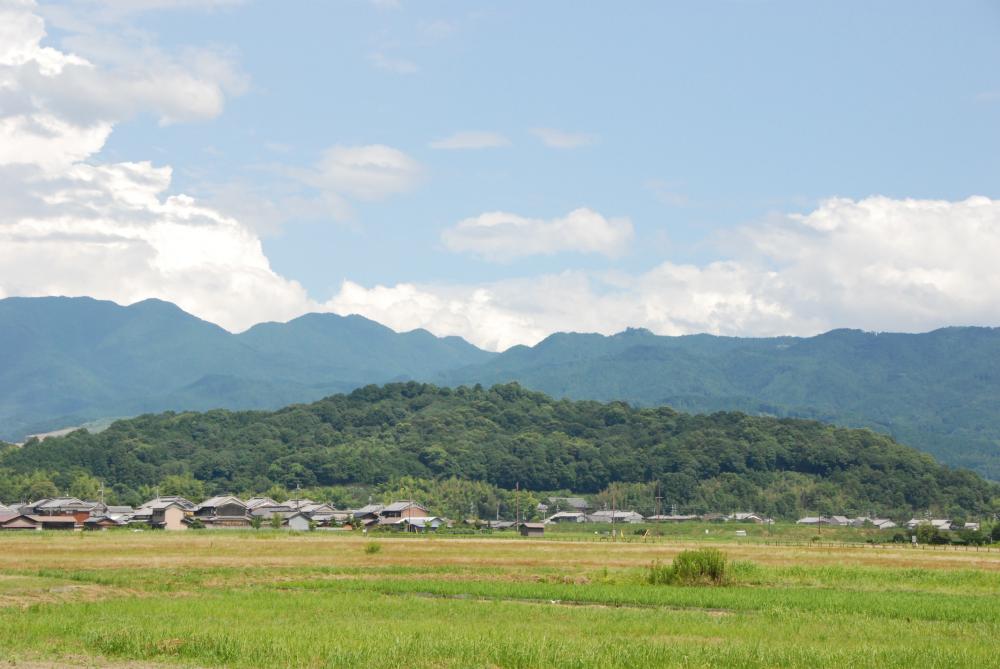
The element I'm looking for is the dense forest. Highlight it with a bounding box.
[1,383,997,520]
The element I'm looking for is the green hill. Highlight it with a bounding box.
[1,383,996,520]
[4,296,1000,480]
[443,327,1000,479]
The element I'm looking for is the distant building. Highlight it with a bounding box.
[379,501,430,523]
[586,510,644,524]
[132,499,191,530]
[547,497,590,513]
[519,522,545,538]
[194,496,251,528]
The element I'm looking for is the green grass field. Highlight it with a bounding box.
[1,531,998,668]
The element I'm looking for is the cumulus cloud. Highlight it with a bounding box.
[0,0,247,148]
[0,0,313,331]
[327,196,1000,350]
[429,131,510,150]
[530,127,597,149]
[308,144,423,201]
[442,208,634,261]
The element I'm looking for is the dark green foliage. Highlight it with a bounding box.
[647,549,729,585]
[7,297,1000,480]
[1,382,996,519]
[444,326,1000,479]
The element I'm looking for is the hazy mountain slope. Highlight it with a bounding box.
[443,327,1000,478]
[0,297,494,440]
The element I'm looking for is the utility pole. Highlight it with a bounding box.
[654,481,663,519]
[515,482,520,529]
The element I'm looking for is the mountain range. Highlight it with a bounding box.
[3,296,999,479]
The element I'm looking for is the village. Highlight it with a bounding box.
[0,494,976,535]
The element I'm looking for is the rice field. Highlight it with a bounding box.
[0,531,997,668]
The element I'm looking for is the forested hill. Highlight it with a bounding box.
[2,383,996,520]
[442,326,1000,479]
[6,296,1000,481]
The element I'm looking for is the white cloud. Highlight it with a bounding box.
[309,144,423,202]
[327,196,1000,350]
[368,51,418,75]
[530,127,597,149]
[0,160,315,332]
[0,0,313,331]
[442,208,633,261]
[0,0,247,150]
[429,131,510,150]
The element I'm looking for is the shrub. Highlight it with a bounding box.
[647,548,729,586]
[364,542,382,555]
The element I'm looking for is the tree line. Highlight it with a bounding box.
[2,382,997,520]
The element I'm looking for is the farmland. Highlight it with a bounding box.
[1,531,998,668]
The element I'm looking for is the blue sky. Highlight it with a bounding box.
[2,0,1000,349]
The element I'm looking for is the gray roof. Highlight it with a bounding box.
[34,497,96,510]
[196,496,247,510]
[384,501,425,512]
[245,497,279,509]
[354,504,384,516]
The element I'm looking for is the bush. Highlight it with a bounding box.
[647,548,729,586]
[364,542,382,555]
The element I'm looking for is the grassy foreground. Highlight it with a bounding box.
[1,532,998,668]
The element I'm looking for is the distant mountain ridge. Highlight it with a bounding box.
[0,296,493,441]
[3,296,1000,480]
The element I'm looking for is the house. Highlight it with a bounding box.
[84,514,130,530]
[828,516,852,527]
[0,504,13,515]
[353,503,385,525]
[547,497,590,513]
[796,517,825,526]
[906,518,952,531]
[379,501,430,523]
[105,505,134,516]
[250,503,295,519]
[245,497,280,511]
[397,516,445,533]
[0,514,41,531]
[647,514,700,522]
[519,522,545,538]
[728,512,768,524]
[0,514,79,531]
[964,522,981,532]
[544,512,585,524]
[27,497,97,523]
[194,496,250,528]
[299,503,336,517]
[586,510,644,524]
[132,499,190,530]
[286,512,312,531]
[700,513,727,522]
[850,517,897,530]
